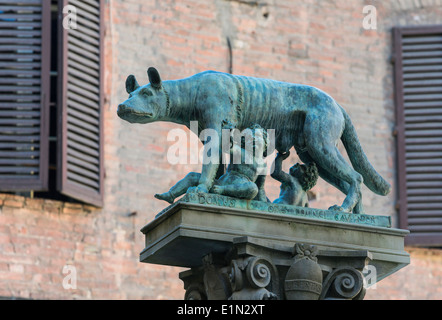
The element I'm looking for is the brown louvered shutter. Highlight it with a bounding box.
[0,0,51,191]
[394,25,442,246]
[57,0,103,206]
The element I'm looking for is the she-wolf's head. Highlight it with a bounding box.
[117,67,169,124]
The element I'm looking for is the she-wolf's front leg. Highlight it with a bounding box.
[193,162,219,193]
[187,125,223,194]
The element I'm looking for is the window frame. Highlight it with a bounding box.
[393,25,442,246]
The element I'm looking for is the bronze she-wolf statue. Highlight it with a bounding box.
[117,67,391,214]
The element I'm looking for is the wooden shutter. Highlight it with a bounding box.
[0,0,50,191]
[393,25,442,246]
[57,0,103,206]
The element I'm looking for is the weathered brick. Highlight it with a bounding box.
[3,199,24,208]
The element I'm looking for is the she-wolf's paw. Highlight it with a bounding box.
[328,205,346,212]
[187,184,209,194]
[186,186,197,193]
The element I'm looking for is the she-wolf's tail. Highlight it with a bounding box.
[339,106,391,196]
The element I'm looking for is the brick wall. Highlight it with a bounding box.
[0,194,183,299]
[1,0,442,299]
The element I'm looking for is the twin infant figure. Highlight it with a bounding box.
[155,123,319,207]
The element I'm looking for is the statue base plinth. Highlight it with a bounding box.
[140,194,409,300]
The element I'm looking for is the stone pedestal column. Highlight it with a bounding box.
[140,193,410,300]
[179,237,370,300]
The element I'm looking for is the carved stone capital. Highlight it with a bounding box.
[178,237,400,300]
[320,267,366,300]
[284,243,323,300]
[228,256,278,300]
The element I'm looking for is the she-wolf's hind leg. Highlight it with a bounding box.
[303,114,364,213]
[308,145,363,213]
[296,149,364,214]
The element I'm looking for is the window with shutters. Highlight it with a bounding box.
[393,25,442,246]
[0,0,103,207]
[0,0,51,190]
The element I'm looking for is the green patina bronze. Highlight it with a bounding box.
[155,123,268,203]
[155,192,391,228]
[271,151,319,207]
[117,67,391,214]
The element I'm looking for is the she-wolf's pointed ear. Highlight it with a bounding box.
[126,74,140,94]
[147,67,162,89]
